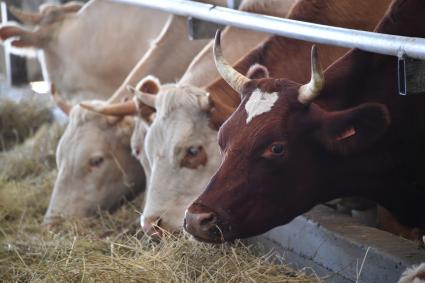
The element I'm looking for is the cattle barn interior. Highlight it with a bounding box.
[0,0,424,282]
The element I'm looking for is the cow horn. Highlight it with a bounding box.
[51,84,71,115]
[213,30,250,96]
[8,6,43,25]
[298,45,325,105]
[127,85,156,109]
[80,100,138,117]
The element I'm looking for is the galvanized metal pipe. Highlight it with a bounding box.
[1,2,12,86]
[110,0,425,60]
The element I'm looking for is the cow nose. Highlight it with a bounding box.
[189,212,217,231]
[184,208,220,241]
[141,216,162,238]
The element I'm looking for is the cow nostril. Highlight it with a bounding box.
[200,213,215,226]
[198,212,217,228]
[141,216,163,238]
[155,218,162,228]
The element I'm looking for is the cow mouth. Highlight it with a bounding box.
[183,218,235,244]
[184,227,232,244]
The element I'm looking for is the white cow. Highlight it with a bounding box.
[45,90,146,222]
[0,0,168,101]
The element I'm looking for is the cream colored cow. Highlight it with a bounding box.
[0,0,168,101]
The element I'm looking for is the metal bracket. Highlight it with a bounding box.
[226,0,242,9]
[398,56,425,95]
[188,0,242,40]
[188,17,223,40]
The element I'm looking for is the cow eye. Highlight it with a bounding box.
[181,146,207,169]
[89,156,104,167]
[271,144,284,154]
[264,142,285,158]
[187,146,201,157]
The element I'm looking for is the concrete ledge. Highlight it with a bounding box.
[253,205,425,282]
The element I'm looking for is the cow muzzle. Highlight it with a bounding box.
[184,203,232,243]
[141,216,163,239]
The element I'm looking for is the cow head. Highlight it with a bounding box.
[44,87,145,224]
[126,77,222,237]
[184,31,391,243]
[0,2,83,50]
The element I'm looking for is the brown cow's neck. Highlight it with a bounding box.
[315,150,425,229]
[308,0,425,229]
[207,0,390,129]
[319,0,425,109]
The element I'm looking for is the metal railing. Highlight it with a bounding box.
[109,0,425,61]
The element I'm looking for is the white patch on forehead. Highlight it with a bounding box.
[245,89,278,124]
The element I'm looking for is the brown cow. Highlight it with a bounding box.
[185,0,425,243]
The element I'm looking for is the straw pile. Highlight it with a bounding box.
[0,95,53,151]
[0,99,320,282]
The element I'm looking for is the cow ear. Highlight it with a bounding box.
[316,103,390,155]
[137,75,160,95]
[128,76,160,125]
[246,63,269,79]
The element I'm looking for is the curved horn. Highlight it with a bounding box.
[51,84,71,115]
[8,6,42,25]
[127,85,156,108]
[213,30,250,96]
[298,45,325,105]
[80,100,138,117]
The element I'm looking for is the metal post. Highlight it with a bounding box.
[110,0,425,61]
[1,2,11,86]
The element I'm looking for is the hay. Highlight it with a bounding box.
[0,94,53,151]
[0,108,320,283]
[0,122,63,180]
[0,196,320,282]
